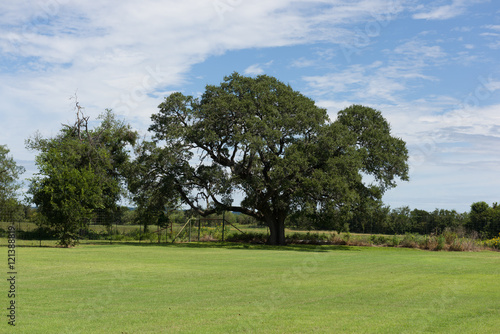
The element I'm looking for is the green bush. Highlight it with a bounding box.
[370,235,389,245]
[443,228,458,245]
[435,235,446,251]
[448,238,464,251]
[110,234,126,241]
[484,233,500,250]
[342,232,351,243]
[400,233,419,248]
[21,226,58,240]
[419,235,436,250]
[225,232,267,243]
[279,232,330,244]
[391,235,400,247]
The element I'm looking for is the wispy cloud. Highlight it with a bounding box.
[393,40,447,59]
[412,0,470,20]
[303,39,444,103]
[483,25,500,31]
[0,0,415,158]
[1,0,500,211]
[290,58,317,68]
[480,24,500,49]
[244,61,274,76]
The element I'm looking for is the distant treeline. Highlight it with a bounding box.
[2,201,499,240]
[286,201,500,238]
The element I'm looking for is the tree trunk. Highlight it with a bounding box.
[266,215,286,245]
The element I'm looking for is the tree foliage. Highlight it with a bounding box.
[27,105,137,246]
[0,144,25,220]
[139,73,409,245]
[468,201,500,238]
[127,141,180,232]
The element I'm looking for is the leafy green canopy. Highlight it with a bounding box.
[144,73,409,245]
[468,201,500,238]
[0,145,25,219]
[27,109,137,246]
[0,145,25,200]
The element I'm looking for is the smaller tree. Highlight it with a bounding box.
[27,104,137,246]
[467,201,490,237]
[30,159,104,245]
[0,145,25,221]
[468,201,500,238]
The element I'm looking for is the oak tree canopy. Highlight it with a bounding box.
[138,73,409,245]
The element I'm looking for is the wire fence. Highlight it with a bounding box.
[0,208,245,247]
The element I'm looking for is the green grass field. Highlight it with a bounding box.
[2,243,499,333]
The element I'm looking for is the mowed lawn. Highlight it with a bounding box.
[3,243,500,333]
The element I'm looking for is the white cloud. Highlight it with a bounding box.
[244,61,274,76]
[315,99,354,120]
[1,0,413,159]
[479,25,500,49]
[303,39,445,103]
[244,64,265,76]
[481,32,500,37]
[1,0,499,212]
[483,25,500,31]
[412,0,468,20]
[393,40,446,59]
[488,41,500,49]
[452,26,473,32]
[290,58,317,68]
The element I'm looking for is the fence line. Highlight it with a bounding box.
[0,207,241,246]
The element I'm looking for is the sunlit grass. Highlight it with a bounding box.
[1,243,499,333]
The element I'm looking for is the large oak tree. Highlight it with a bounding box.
[142,73,409,245]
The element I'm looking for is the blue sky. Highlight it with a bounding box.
[1,0,499,212]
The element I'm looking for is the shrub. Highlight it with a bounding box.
[443,228,458,245]
[286,232,304,242]
[391,235,400,247]
[110,234,126,241]
[19,226,58,240]
[400,233,418,248]
[435,235,446,251]
[419,235,437,250]
[330,233,342,244]
[448,238,464,251]
[342,232,351,244]
[225,232,267,243]
[484,233,500,250]
[462,237,481,251]
[370,235,389,245]
[285,232,331,244]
